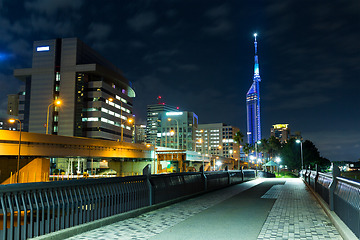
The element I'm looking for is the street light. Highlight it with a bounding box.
[296,139,304,170]
[146,144,156,174]
[9,118,21,183]
[167,118,179,149]
[255,140,261,165]
[46,100,61,134]
[276,157,281,176]
[128,118,135,143]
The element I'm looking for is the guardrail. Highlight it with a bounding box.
[0,167,257,239]
[300,165,360,238]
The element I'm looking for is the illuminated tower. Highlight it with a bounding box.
[246,33,262,145]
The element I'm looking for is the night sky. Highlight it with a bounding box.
[0,0,359,162]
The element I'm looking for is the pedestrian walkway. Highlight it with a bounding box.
[64,178,343,240]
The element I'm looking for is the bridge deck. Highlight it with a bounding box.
[59,178,342,240]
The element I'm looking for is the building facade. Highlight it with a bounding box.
[7,94,19,116]
[156,111,198,151]
[146,104,179,145]
[246,33,262,145]
[14,38,135,142]
[135,124,147,144]
[196,123,241,160]
[271,124,291,143]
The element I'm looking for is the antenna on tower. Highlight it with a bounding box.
[157,95,165,105]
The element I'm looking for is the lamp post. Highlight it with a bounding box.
[276,157,281,176]
[255,140,261,164]
[9,119,22,183]
[147,144,156,174]
[128,118,135,143]
[46,100,61,134]
[296,139,304,170]
[167,118,179,149]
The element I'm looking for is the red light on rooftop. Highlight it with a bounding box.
[176,107,179,109]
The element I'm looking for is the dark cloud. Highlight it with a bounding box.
[86,23,112,41]
[127,12,157,32]
[128,40,145,49]
[203,19,232,35]
[143,49,178,64]
[205,4,230,18]
[24,0,83,16]
[177,64,199,71]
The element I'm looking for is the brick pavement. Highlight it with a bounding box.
[63,178,343,240]
[258,179,342,240]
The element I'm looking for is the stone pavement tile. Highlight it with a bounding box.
[64,179,264,240]
[257,178,342,240]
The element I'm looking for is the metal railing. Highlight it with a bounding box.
[0,167,257,239]
[300,166,360,238]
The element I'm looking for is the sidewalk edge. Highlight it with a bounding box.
[302,178,358,240]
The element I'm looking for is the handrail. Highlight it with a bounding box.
[336,176,360,187]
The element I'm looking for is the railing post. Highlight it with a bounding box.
[202,172,207,191]
[329,163,340,211]
[143,164,153,206]
[226,166,231,185]
[241,166,243,182]
[315,164,320,192]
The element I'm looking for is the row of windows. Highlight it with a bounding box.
[82,117,131,130]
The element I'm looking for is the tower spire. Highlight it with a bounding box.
[246,33,262,145]
[253,33,260,81]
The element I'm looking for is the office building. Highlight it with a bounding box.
[196,123,241,160]
[271,124,290,143]
[7,94,19,116]
[135,124,147,144]
[157,111,198,150]
[246,33,262,145]
[13,38,135,142]
[146,103,179,145]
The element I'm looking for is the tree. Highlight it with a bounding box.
[281,138,301,170]
[268,136,282,159]
[243,143,252,162]
[280,138,331,171]
[302,140,331,169]
[257,138,269,161]
[233,131,244,145]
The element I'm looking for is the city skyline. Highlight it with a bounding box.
[0,1,359,162]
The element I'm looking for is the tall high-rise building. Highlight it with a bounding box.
[13,38,135,142]
[196,123,241,159]
[246,33,262,145]
[146,103,179,144]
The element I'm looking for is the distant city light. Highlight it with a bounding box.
[166,112,183,116]
[0,52,11,61]
[36,46,50,52]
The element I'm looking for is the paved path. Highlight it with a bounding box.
[64,178,343,240]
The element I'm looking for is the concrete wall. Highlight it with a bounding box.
[1,157,50,184]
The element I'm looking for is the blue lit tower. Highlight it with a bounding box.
[246,33,262,145]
